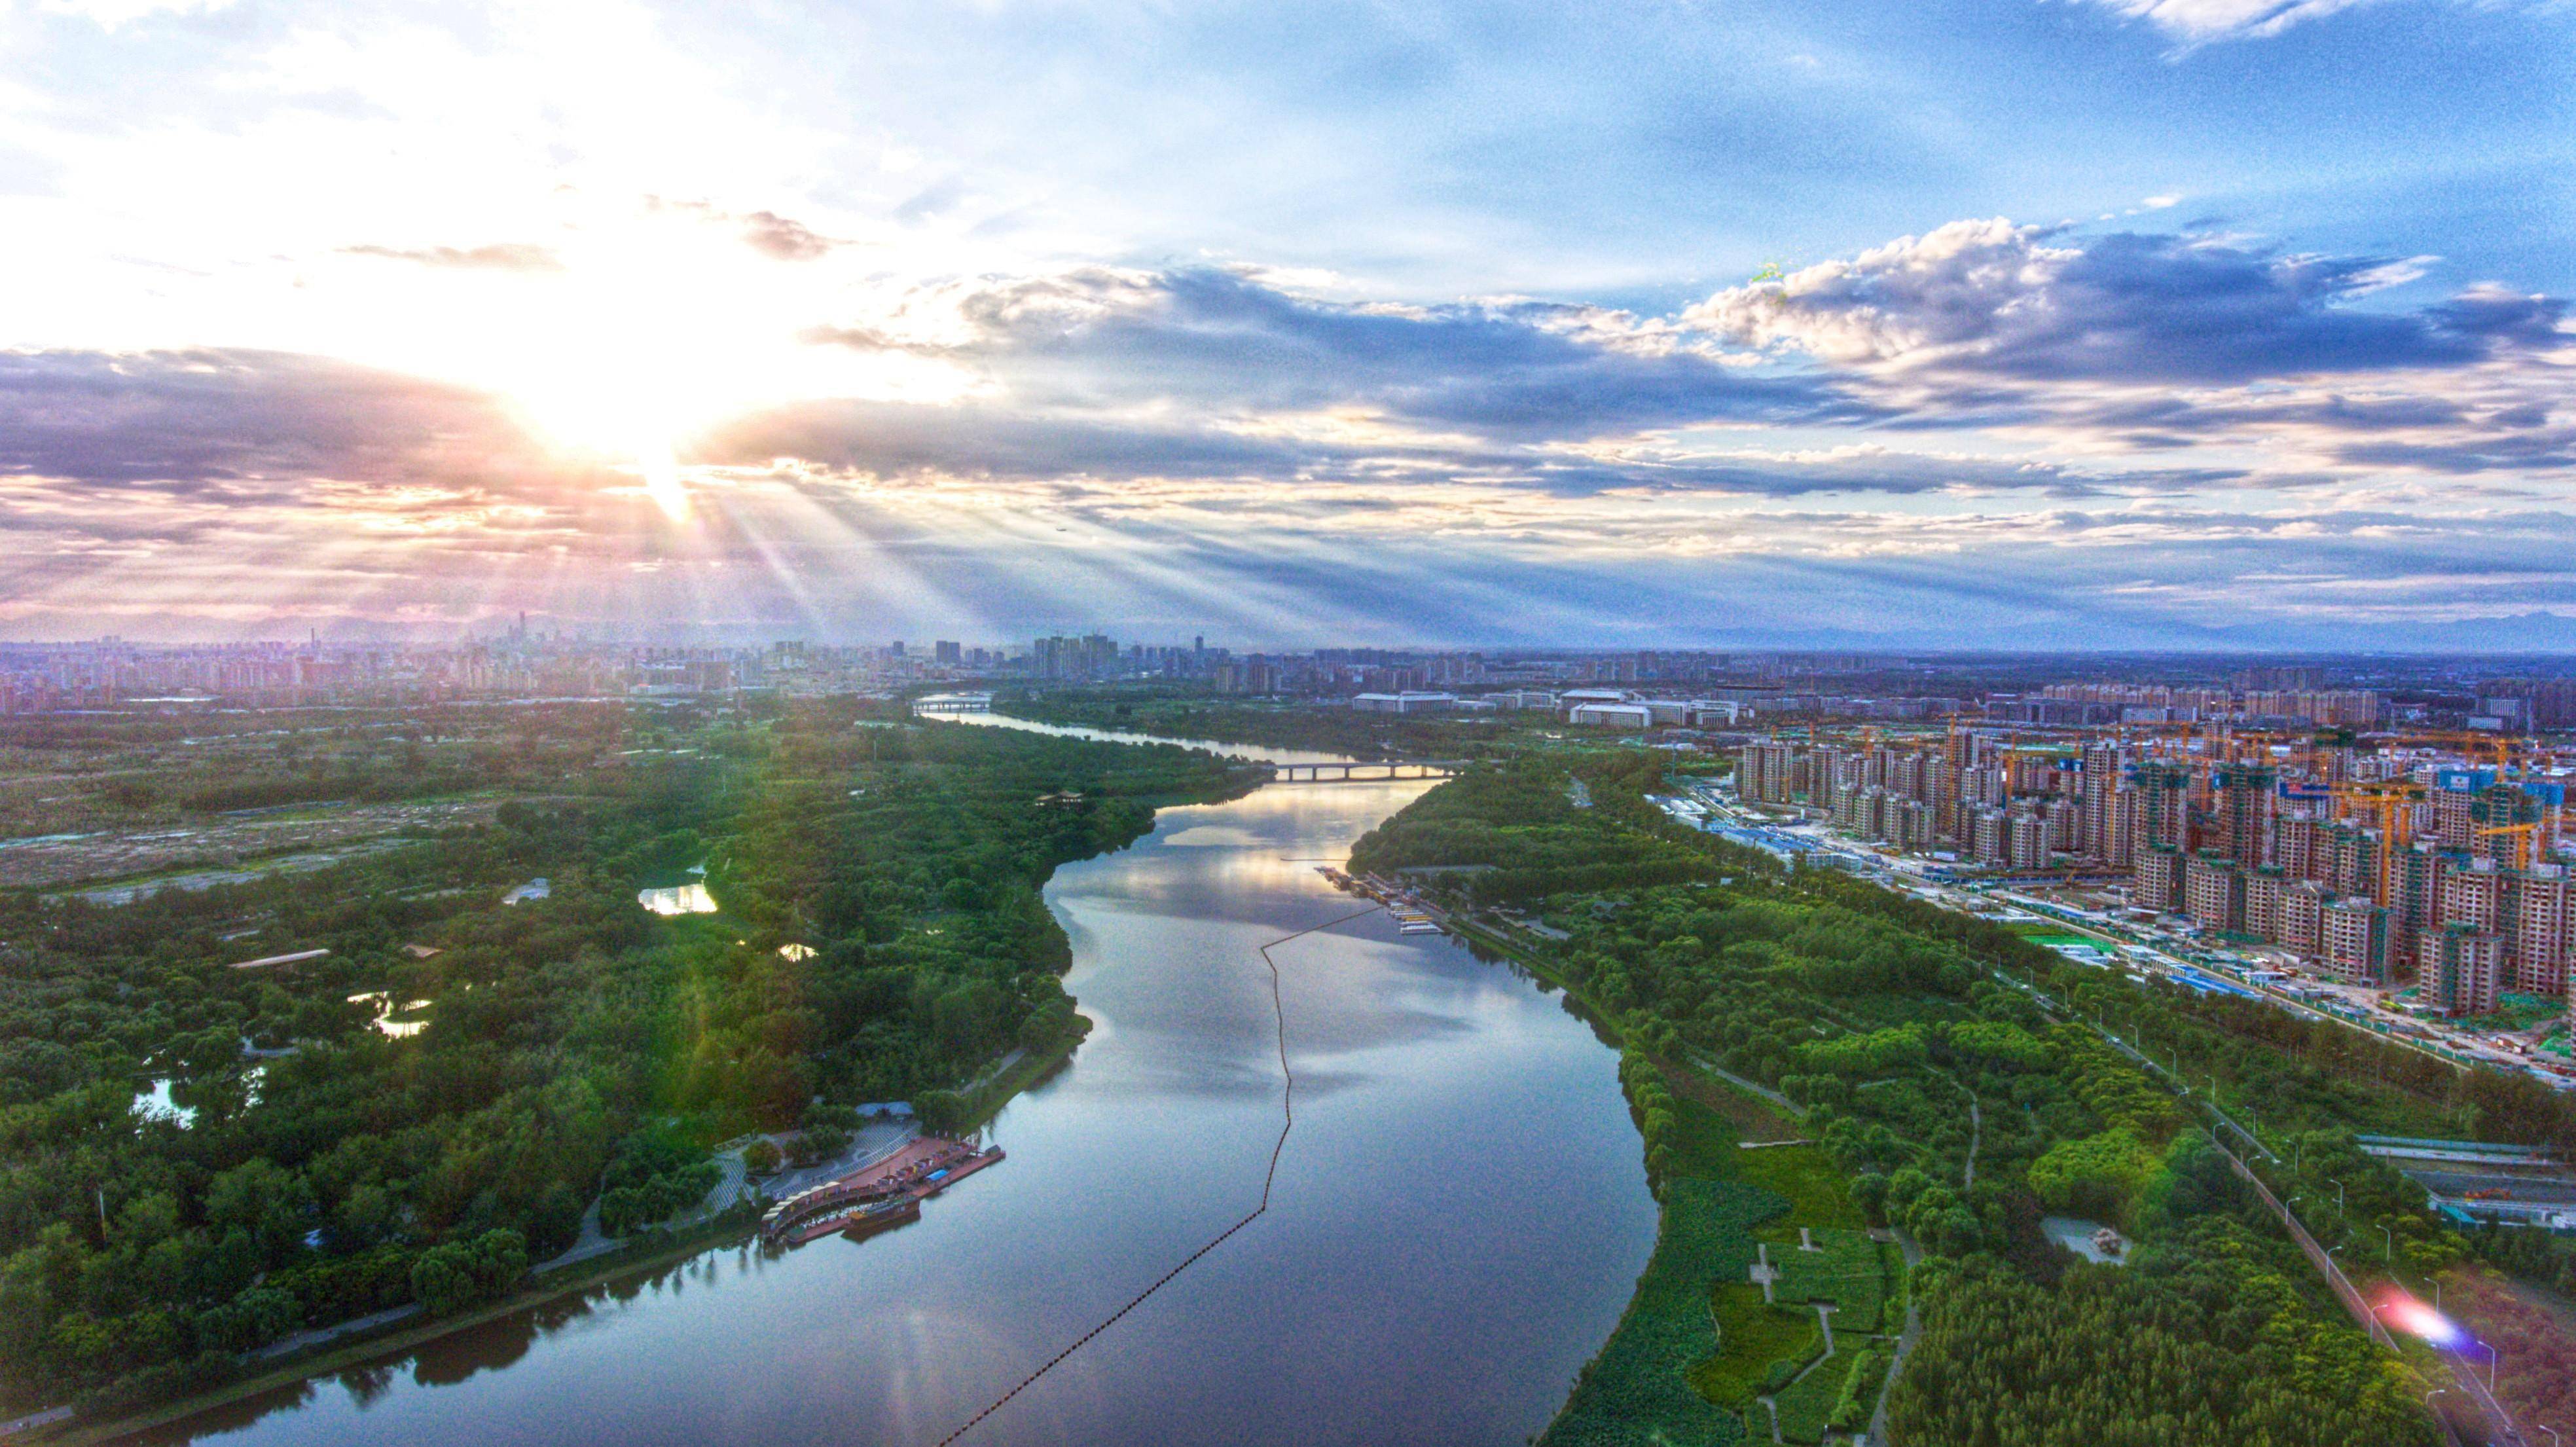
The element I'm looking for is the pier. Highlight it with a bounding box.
[759,1137,1004,1243]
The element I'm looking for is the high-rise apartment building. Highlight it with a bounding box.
[2185,852,2245,934]
[1737,742,1795,805]
[2209,765,2276,870]
[2321,898,2391,985]
[2277,881,2329,957]
[2243,867,2287,943]
[2127,763,2192,854]
[2422,925,2505,1017]
[2514,866,2573,997]
[2135,845,2184,913]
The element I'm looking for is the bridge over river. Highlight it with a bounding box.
[1269,761,1462,784]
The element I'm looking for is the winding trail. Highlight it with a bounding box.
[1962,1093,1982,1188]
[934,902,1384,1446]
[1866,1231,1924,1447]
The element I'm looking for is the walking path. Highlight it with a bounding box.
[1924,1069,1983,1188]
[248,1302,422,1363]
[534,1120,920,1275]
[1685,1048,1804,1118]
[1866,1230,1924,1447]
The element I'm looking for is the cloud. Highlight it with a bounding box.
[37,0,236,27]
[1684,218,2563,383]
[645,196,842,260]
[341,242,565,273]
[0,348,562,492]
[818,265,1857,438]
[2063,0,2383,42]
[1,213,2570,650]
[738,210,838,261]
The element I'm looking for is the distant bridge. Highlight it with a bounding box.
[1269,761,1462,785]
[913,693,994,714]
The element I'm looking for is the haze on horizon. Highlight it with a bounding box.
[1,0,2571,651]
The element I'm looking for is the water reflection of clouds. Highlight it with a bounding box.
[1156,824,1267,847]
[174,727,1654,1447]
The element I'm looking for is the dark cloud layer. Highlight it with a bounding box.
[0,349,545,490]
[1690,219,2565,384]
[820,266,1862,437]
[3,215,2570,648]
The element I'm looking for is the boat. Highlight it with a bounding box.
[841,1197,920,1241]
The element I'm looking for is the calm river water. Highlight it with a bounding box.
[160,717,1659,1446]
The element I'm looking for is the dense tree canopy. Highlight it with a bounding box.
[0,703,1258,1414]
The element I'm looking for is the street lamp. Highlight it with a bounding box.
[2331,1176,2348,1213]
[2381,1223,2395,1262]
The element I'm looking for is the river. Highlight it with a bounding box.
[160,715,1660,1446]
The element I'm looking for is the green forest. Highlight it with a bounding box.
[1354,753,2450,1446]
[0,703,1260,1416]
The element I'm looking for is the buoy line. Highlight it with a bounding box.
[932,902,1385,1446]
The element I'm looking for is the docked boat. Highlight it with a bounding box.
[841,1197,920,1241]
[777,1194,920,1247]
[759,1137,1007,1243]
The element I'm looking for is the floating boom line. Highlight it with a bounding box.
[933,902,1385,1445]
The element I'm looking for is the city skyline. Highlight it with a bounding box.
[3,0,2572,648]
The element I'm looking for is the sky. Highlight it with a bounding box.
[1,0,2571,650]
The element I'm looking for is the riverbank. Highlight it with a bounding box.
[1464,915,1896,1447]
[949,1011,1093,1135]
[41,741,1263,1444]
[69,728,1658,1447]
[49,1014,1098,1446]
[42,1205,767,1447]
[58,1030,1104,1447]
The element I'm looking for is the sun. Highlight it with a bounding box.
[308,202,992,523]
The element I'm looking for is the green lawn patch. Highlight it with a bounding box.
[1769,1330,1850,1444]
[2456,992,2566,1033]
[1729,1143,1865,1231]
[1691,1282,1822,1408]
[1660,1055,1803,1143]
[1769,1228,1890,1333]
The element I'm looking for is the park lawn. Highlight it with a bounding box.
[1768,1227,1891,1334]
[1692,1282,1823,1408]
[1770,1336,1859,1444]
[1731,1143,1866,1232]
[1660,1055,1804,1143]
[1539,1070,1885,1446]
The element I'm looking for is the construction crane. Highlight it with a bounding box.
[2332,779,2423,906]
[2476,820,2542,871]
